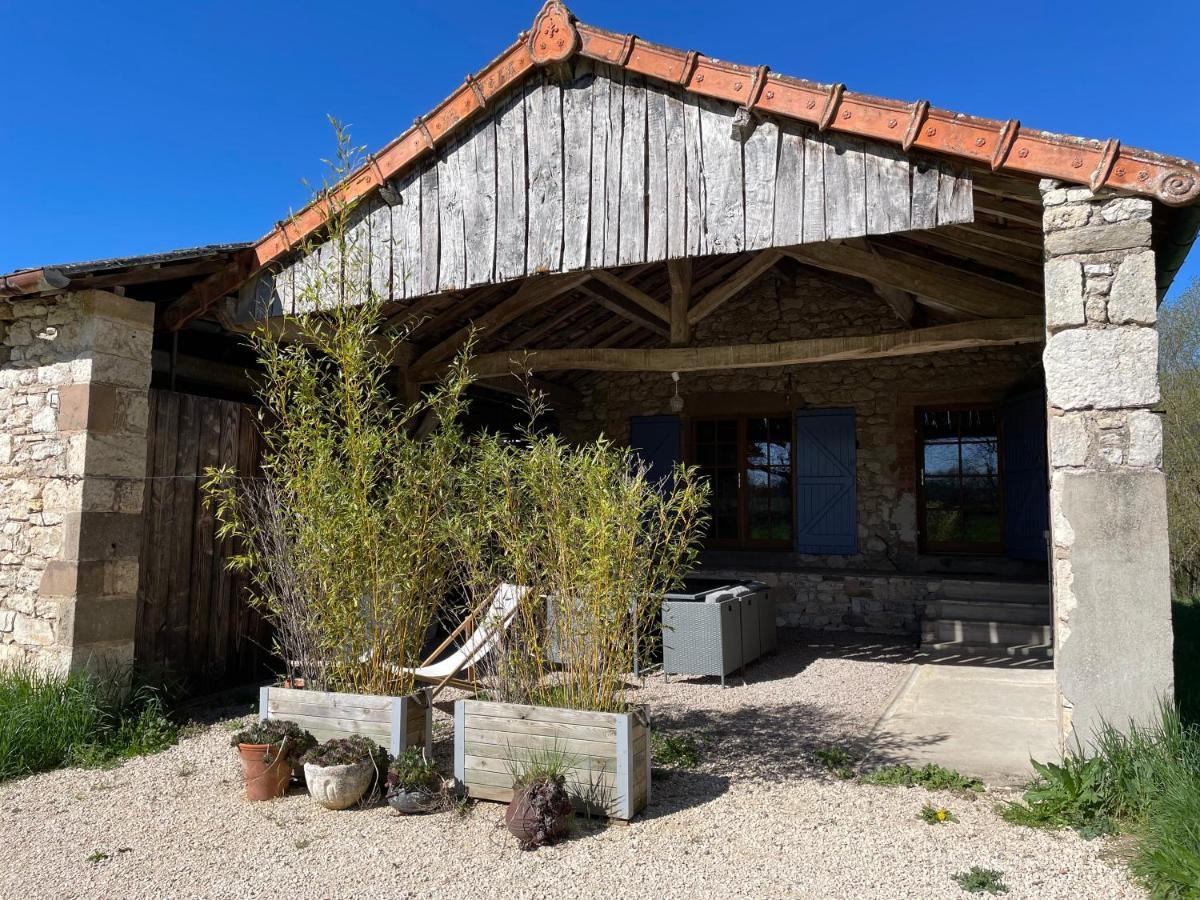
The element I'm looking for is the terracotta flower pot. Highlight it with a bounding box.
[238,743,292,801]
[304,760,373,810]
[505,783,570,849]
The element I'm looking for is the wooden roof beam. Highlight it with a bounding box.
[437,316,1042,379]
[577,284,670,339]
[667,259,692,346]
[687,250,784,326]
[590,269,670,323]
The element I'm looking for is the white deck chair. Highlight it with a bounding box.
[404,583,528,698]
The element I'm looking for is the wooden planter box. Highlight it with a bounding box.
[260,685,432,756]
[453,699,650,820]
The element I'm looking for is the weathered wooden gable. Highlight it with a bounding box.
[240,61,974,320]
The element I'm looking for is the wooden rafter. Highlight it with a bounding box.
[667,259,692,346]
[687,250,784,326]
[502,297,593,348]
[577,284,670,339]
[783,243,1041,319]
[590,269,669,323]
[424,316,1042,380]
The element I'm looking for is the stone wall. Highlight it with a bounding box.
[557,266,1044,635]
[0,290,153,673]
[1040,180,1174,746]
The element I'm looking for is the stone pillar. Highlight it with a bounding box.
[1041,180,1173,748]
[0,290,153,674]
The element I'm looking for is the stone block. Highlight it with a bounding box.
[1128,410,1163,469]
[1043,220,1152,256]
[70,594,138,645]
[1048,412,1089,468]
[1100,197,1153,224]
[1043,203,1091,232]
[13,614,55,646]
[1107,251,1157,326]
[1043,326,1158,410]
[1043,259,1085,329]
[62,511,143,562]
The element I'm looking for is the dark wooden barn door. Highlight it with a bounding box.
[135,390,273,695]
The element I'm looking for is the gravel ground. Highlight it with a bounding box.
[0,632,1143,899]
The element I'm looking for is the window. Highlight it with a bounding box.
[918,407,1003,553]
[693,416,792,548]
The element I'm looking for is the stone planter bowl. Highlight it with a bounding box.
[387,789,440,815]
[304,760,374,810]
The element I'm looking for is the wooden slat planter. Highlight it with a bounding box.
[260,686,432,756]
[454,699,650,820]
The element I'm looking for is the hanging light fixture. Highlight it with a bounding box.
[669,371,684,413]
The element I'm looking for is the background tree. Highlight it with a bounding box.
[1160,279,1200,595]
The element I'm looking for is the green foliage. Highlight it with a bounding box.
[506,744,579,790]
[652,732,700,770]
[300,734,383,768]
[861,763,983,792]
[1004,704,1200,897]
[0,666,178,780]
[86,851,109,865]
[386,748,441,795]
[1161,280,1200,596]
[952,867,1008,895]
[229,719,315,763]
[203,122,475,697]
[918,802,958,825]
[462,412,708,713]
[814,745,857,779]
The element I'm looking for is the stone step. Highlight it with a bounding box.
[921,639,1054,663]
[938,598,1051,625]
[930,618,1052,647]
[938,580,1049,604]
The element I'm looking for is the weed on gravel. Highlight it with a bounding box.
[918,802,958,825]
[652,732,700,770]
[952,866,1008,894]
[861,763,983,793]
[813,745,857,779]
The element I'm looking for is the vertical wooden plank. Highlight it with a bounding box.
[314,235,343,311]
[148,391,179,669]
[291,248,318,314]
[682,93,705,257]
[454,701,466,783]
[937,163,974,225]
[525,77,564,273]
[802,132,827,243]
[562,59,594,271]
[187,397,220,679]
[616,713,632,820]
[209,400,240,680]
[392,697,406,757]
[697,96,744,254]
[392,171,422,300]
[420,162,440,297]
[664,88,687,259]
[602,66,624,267]
[910,159,940,230]
[367,197,392,302]
[772,123,805,247]
[823,134,867,240]
[134,389,160,668]
[437,137,466,291]
[494,90,528,283]
[588,65,612,268]
[259,686,269,722]
[167,393,200,669]
[464,118,497,287]
[618,73,647,266]
[233,404,260,678]
[341,203,372,306]
[865,144,912,235]
[743,118,779,251]
[646,86,668,262]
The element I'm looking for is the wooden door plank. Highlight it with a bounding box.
[562,60,594,271]
[495,90,528,283]
[134,390,161,667]
[525,77,565,274]
[209,400,240,680]
[167,392,200,668]
[743,118,779,251]
[187,397,220,678]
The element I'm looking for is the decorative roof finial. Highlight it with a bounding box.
[528,1,579,65]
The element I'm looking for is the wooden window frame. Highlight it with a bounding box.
[688,414,795,550]
[916,403,1006,556]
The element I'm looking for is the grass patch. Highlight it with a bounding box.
[952,866,1008,894]
[861,763,983,792]
[1002,703,1200,897]
[813,745,857,779]
[0,665,179,781]
[651,732,700,769]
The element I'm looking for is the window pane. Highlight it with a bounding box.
[717,443,738,466]
[960,409,997,438]
[921,409,959,440]
[926,509,962,543]
[924,442,959,477]
[961,476,1000,510]
[961,438,998,475]
[717,420,737,442]
[924,476,958,506]
[963,511,1001,544]
[696,420,715,443]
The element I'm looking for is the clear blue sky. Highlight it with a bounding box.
[2,0,1197,297]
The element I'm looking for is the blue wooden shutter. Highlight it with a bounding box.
[1002,390,1049,561]
[795,409,857,555]
[629,416,682,486]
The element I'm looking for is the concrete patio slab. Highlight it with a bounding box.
[866,664,1059,787]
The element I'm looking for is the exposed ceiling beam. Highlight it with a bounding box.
[590,269,670,323]
[667,259,692,346]
[687,250,784,326]
[782,243,1042,319]
[437,316,1043,379]
[408,272,591,370]
[873,286,916,325]
[501,297,592,349]
[577,284,670,339]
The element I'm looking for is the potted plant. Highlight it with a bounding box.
[230,719,315,801]
[301,734,387,810]
[385,748,443,815]
[504,750,574,850]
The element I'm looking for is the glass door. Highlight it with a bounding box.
[693,416,793,548]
